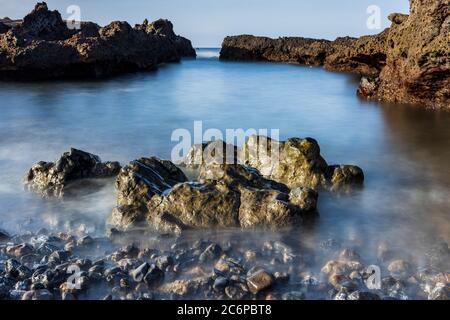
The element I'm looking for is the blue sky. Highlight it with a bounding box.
[1,0,410,47]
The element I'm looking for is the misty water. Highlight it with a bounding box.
[0,49,449,298]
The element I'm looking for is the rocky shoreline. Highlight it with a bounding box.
[0,3,196,80]
[220,0,449,109]
[1,227,448,300]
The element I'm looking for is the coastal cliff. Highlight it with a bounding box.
[220,0,449,109]
[0,2,196,79]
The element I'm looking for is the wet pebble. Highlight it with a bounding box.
[246,269,273,295]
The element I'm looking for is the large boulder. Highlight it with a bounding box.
[240,135,364,190]
[0,3,195,79]
[25,148,121,198]
[111,158,317,234]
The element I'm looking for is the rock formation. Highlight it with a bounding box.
[110,157,318,234]
[220,0,449,109]
[0,2,195,79]
[240,136,364,190]
[25,148,121,198]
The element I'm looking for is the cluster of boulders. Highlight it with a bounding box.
[24,136,363,232]
[220,0,449,109]
[0,228,448,300]
[0,2,196,79]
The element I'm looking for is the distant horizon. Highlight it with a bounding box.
[1,0,410,47]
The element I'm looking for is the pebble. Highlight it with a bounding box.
[199,244,222,262]
[246,270,274,295]
[388,259,412,278]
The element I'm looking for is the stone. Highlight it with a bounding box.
[21,289,53,300]
[388,260,412,278]
[6,243,34,257]
[246,270,274,294]
[180,140,239,168]
[143,265,164,286]
[130,262,150,282]
[199,244,222,263]
[158,277,211,297]
[240,135,364,190]
[25,148,121,197]
[289,187,318,211]
[112,159,316,232]
[428,283,449,300]
[347,291,381,300]
[225,284,248,300]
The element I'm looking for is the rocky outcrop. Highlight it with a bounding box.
[360,0,449,109]
[220,33,387,77]
[111,157,318,234]
[220,35,332,66]
[25,148,121,198]
[240,135,364,190]
[0,2,195,79]
[220,0,449,109]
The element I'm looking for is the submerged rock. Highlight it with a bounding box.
[25,148,121,198]
[0,2,195,80]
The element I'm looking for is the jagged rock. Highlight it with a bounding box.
[388,13,409,25]
[137,18,196,57]
[20,2,70,40]
[111,158,317,233]
[179,140,239,168]
[0,2,195,79]
[357,76,379,97]
[25,148,121,198]
[240,135,364,190]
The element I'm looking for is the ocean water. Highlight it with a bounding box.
[0,48,449,276]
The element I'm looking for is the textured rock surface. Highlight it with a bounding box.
[111,158,317,233]
[364,0,450,109]
[221,0,449,109]
[25,148,121,197]
[240,135,364,190]
[0,2,195,79]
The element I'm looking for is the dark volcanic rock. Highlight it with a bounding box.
[220,0,449,109]
[0,2,196,79]
[25,148,121,198]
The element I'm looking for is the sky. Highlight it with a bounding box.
[1,0,410,47]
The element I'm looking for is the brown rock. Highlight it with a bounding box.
[247,270,274,294]
[0,3,195,79]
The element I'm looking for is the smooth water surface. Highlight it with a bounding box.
[0,48,449,269]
